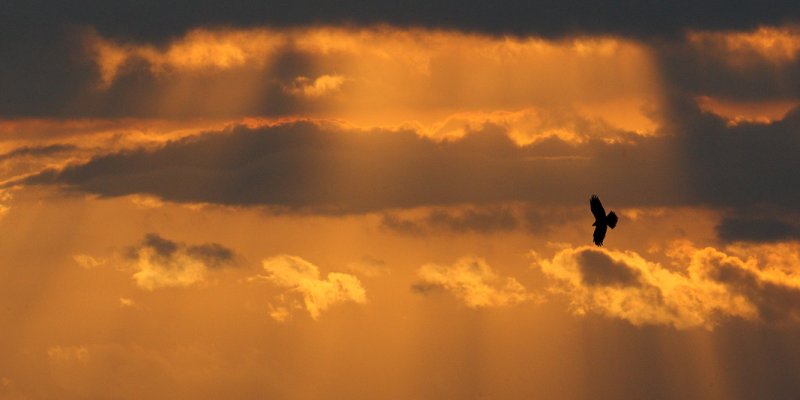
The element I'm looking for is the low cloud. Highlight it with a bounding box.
[412,257,537,308]
[535,242,800,329]
[258,255,367,320]
[128,233,235,290]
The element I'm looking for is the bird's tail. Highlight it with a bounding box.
[607,211,618,229]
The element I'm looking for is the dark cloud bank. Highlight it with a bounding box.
[11,92,800,243]
[2,1,800,117]
[15,121,679,213]
[5,0,799,43]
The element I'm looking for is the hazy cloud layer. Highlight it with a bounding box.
[258,255,366,320]
[536,243,800,329]
[380,205,579,235]
[128,233,235,290]
[413,257,536,307]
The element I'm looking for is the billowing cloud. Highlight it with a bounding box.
[412,257,536,307]
[258,255,366,320]
[128,233,235,290]
[535,242,800,329]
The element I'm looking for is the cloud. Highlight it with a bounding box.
[6,1,800,46]
[380,204,578,235]
[716,216,800,243]
[535,242,800,329]
[15,121,683,213]
[0,144,77,162]
[660,27,800,102]
[284,75,346,98]
[412,257,537,308]
[72,254,108,269]
[128,233,235,290]
[2,26,661,121]
[258,255,366,320]
[382,206,519,234]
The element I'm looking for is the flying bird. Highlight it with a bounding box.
[590,195,618,246]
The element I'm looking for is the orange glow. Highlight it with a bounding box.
[85,27,663,137]
[688,26,800,65]
[87,29,282,85]
[695,95,800,125]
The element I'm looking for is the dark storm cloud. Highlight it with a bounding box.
[4,0,800,43]
[14,120,685,213]
[662,94,800,212]
[657,38,800,102]
[717,216,800,243]
[11,93,800,216]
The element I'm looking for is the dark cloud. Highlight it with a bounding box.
[657,38,800,102]
[663,95,800,212]
[706,257,800,323]
[2,1,800,117]
[0,144,77,162]
[4,0,799,44]
[12,98,800,216]
[139,233,179,259]
[717,216,800,243]
[131,233,235,269]
[185,243,235,269]
[15,121,683,213]
[576,250,641,287]
[410,281,445,294]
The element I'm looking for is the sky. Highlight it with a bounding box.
[2,1,800,399]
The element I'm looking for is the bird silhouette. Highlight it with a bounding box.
[590,195,618,246]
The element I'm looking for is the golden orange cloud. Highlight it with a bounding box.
[258,255,367,320]
[414,257,538,307]
[83,27,663,137]
[695,95,800,125]
[688,26,800,65]
[536,241,800,329]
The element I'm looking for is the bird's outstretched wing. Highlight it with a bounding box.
[593,224,607,246]
[590,195,605,221]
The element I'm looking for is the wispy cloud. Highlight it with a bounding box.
[413,257,539,308]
